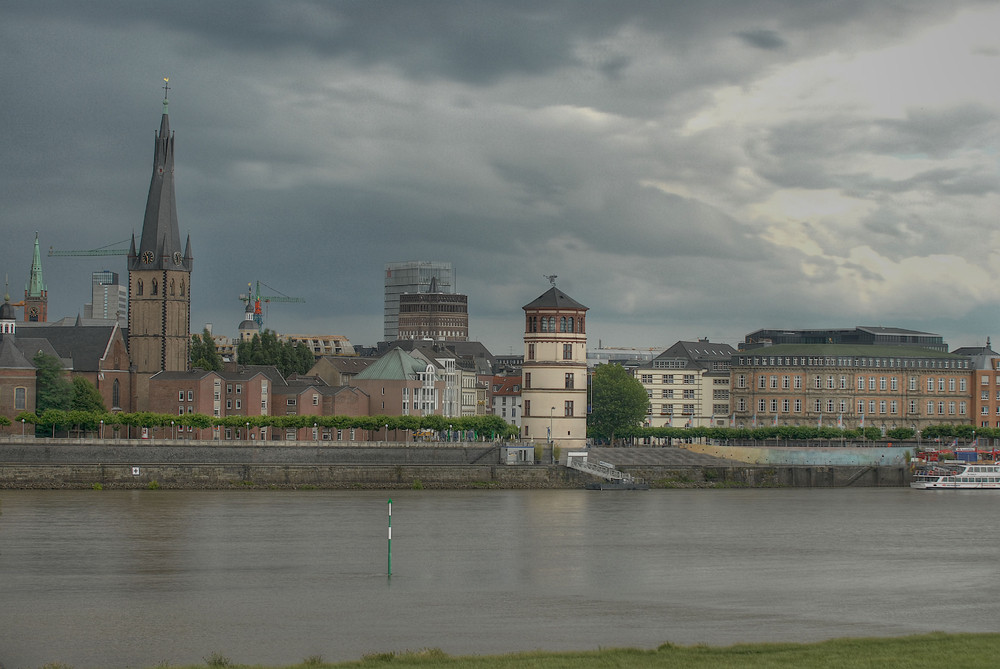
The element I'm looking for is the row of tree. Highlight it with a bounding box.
[11,408,520,439]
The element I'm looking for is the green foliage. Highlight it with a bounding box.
[236,329,314,378]
[33,351,72,415]
[886,427,915,440]
[71,376,106,413]
[588,363,649,444]
[411,478,424,490]
[91,482,103,490]
[146,480,161,490]
[190,328,223,371]
[203,651,231,667]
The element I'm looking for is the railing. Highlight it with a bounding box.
[565,457,634,483]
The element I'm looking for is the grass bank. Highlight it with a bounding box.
[164,633,1000,669]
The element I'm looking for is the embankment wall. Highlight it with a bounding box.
[0,439,909,488]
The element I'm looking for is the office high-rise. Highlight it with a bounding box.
[84,270,128,327]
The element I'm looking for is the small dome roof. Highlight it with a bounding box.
[0,298,16,321]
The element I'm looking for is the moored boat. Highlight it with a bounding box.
[911,462,1000,489]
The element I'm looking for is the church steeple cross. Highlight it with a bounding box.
[163,77,170,99]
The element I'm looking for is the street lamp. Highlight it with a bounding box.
[100,419,104,440]
[21,418,25,437]
[449,424,452,442]
[171,420,175,440]
[314,422,318,442]
[549,407,555,444]
[384,424,388,443]
[246,421,250,441]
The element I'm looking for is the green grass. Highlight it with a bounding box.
[127,633,1000,669]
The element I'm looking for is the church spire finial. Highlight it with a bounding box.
[162,77,170,113]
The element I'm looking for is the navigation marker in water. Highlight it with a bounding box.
[387,499,392,577]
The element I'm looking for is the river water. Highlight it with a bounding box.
[2,488,998,668]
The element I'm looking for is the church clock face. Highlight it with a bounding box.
[173,251,183,265]
[28,307,38,319]
[142,250,154,264]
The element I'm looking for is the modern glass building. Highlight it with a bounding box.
[383,261,454,341]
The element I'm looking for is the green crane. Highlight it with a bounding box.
[48,239,130,256]
[238,280,305,327]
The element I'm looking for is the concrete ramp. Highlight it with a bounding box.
[585,447,739,467]
[565,451,636,483]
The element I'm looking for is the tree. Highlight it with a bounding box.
[587,363,649,445]
[190,328,223,371]
[236,330,314,378]
[71,377,107,413]
[33,351,72,414]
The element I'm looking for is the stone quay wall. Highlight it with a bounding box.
[0,439,909,488]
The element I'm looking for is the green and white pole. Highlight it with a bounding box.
[387,499,392,577]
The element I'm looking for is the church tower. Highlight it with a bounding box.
[127,80,192,374]
[24,232,47,322]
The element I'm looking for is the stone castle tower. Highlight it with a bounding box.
[127,82,192,375]
[521,282,588,454]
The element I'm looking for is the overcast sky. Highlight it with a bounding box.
[2,2,998,356]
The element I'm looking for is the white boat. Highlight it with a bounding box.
[911,462,1000,489]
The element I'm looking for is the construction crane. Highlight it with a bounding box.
[49,239,130,257]
[238,280,305,327]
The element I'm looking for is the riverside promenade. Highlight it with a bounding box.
[0,437,910,488]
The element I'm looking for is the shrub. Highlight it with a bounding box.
[204,651,231,667]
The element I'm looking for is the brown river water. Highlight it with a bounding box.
[1,488,998,668]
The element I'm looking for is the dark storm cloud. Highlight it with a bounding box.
[736,29,787,51]
[872,104,1000,158]
[1,0,997,353]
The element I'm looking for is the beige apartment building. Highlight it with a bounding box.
[634,340,736,428]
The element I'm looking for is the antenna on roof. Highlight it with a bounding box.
[544,274,557,286]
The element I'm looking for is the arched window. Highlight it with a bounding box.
[569,317,575,332]
[560,316,567,332]
[170,279,175,296]
[540,317,548,333]
[549,317,556,332]
[112,379,120,409]
[180,280,185,296]
[137,280,143,296]
[151,279,158,295]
